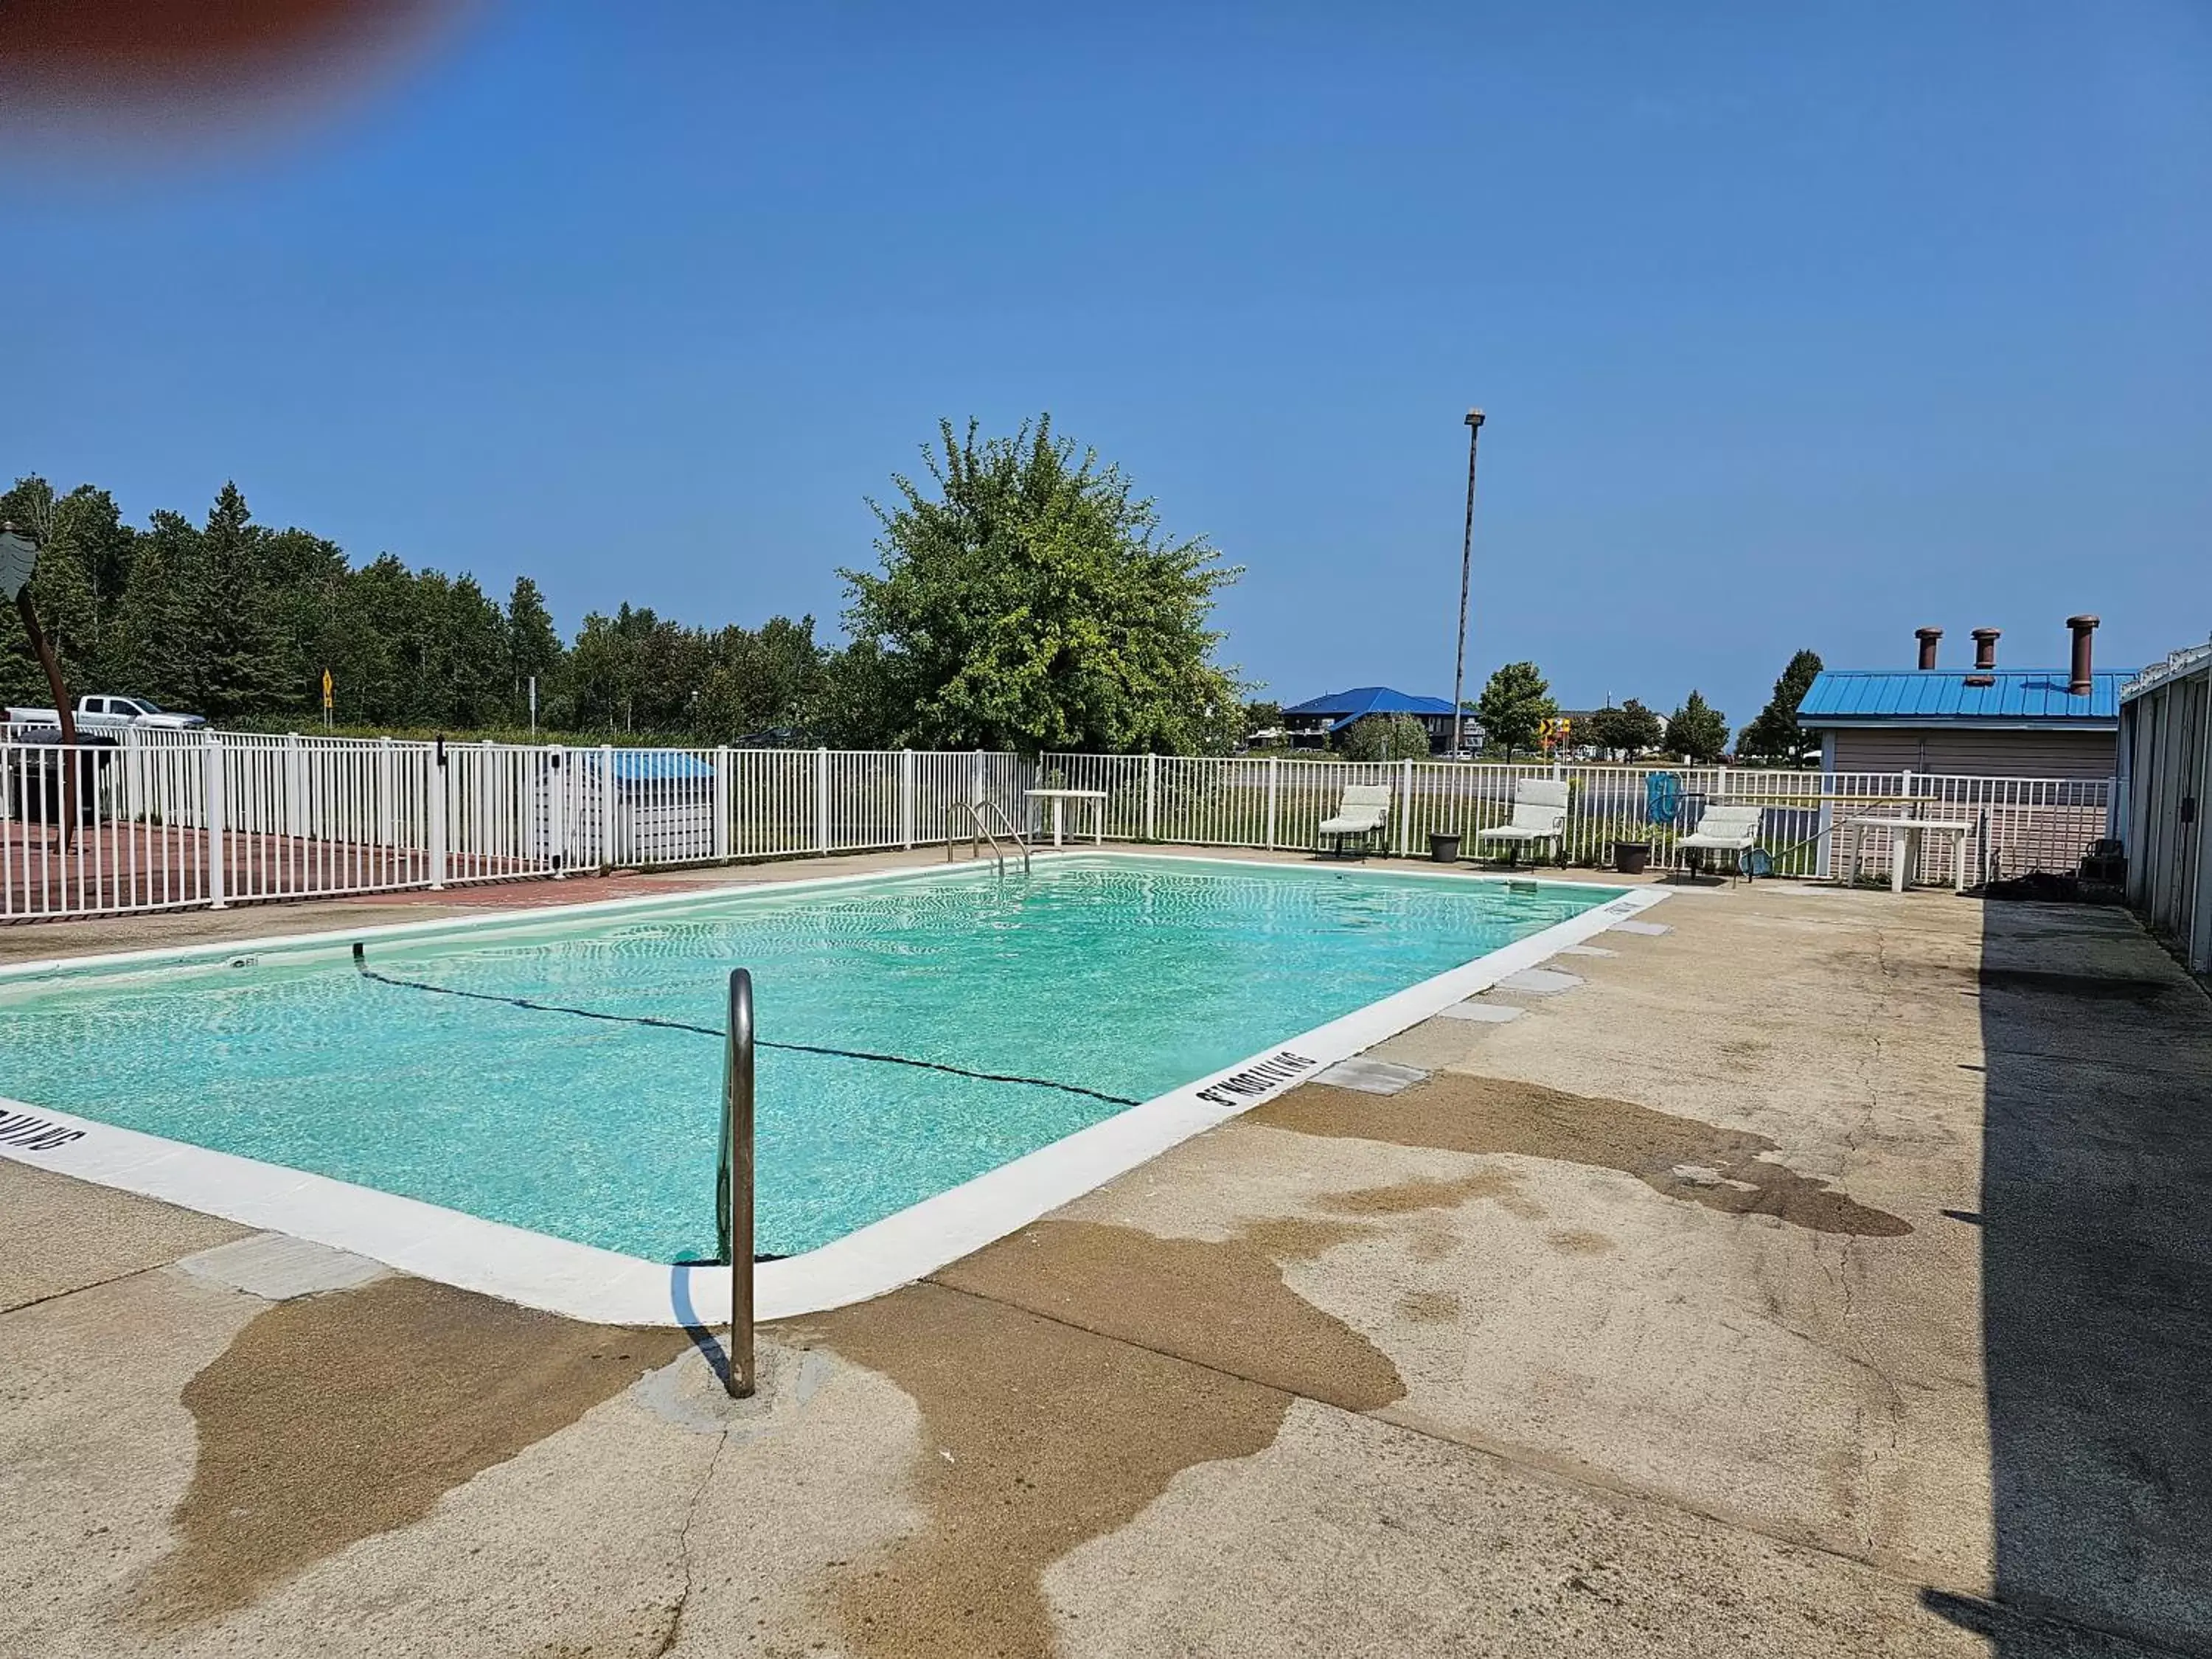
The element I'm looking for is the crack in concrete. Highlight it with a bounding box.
[649,1424,730,1659]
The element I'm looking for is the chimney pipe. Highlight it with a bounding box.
[1915,627,1943,670]
[2067,614,2098,696]
[1971,628,2000,672]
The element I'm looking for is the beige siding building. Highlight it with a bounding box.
[1800,622,2124,782]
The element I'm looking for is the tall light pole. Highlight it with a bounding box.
[1450,408,1485,757]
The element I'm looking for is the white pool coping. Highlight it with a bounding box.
[0,850,1670,1324]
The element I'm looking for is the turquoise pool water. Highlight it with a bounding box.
[0,858,1619,1260]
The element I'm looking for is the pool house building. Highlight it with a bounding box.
[1799,619,2128,782]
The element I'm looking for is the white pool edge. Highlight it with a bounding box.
[0,855,1670,1325]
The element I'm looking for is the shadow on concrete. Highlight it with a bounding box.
[1941,902,2212,1655]
[668,1261,734,1390]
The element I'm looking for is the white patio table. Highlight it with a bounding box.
[1847,815,1975,894]
[1023,787,1109,848]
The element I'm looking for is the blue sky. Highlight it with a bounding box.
[4,1,2208,726]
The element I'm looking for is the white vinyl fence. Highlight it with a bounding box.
[0,726,2112,922]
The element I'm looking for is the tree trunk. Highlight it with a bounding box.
[15,588,77,852]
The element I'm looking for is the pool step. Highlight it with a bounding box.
[1436,1001,1525,1024]
[1315,1057,1430,1096]
[1497,967,1585,996]
[177,1231,390,1302]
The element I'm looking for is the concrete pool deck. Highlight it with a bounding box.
[3,855,2208,1657]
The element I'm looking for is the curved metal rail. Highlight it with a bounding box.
[716,967,757,1399]
[949,795,1032,874]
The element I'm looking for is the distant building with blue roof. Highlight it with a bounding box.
[1799,620,2128,780]
[1281,686,1465,754]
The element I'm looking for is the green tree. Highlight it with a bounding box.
[1473,661,1555,759]
[1339,712,1432,762]
[506,576,564,722]
[1666,689,1731,762]
[1737,650,1823,765]
[841,416,1245,754]
[1615,698,1664,757]
[1241,700,1284,747]
[1582,698,1662,759]
[113,511,202,705]
[259,526,349,714]
[568,603,710,734]
[0,477,105,703]
[190,482,291,718]
[696,614,827,742]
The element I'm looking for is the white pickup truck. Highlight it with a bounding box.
[3,694,206,731]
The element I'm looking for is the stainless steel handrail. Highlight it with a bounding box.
[716,967,757,1399]
[982,796,1032,872]
[964,797,1031,874]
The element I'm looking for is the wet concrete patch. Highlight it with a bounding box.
[1397,1287,1463,1322]
[1548,1227,1619,1256]
[1978,967,2178,1005]
[933,1218,1405,1411]
[138,1275,687,1625]
[787,1281,1291,1659]
[1254,1074,1913,1237]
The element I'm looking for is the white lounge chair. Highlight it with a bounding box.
[1475,779,1568,866]
[1677,803,1764,883]
[1318,783,1392,858]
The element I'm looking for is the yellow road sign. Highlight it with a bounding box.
[321,668,333,709]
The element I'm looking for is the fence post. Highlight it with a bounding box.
[378,737,396,847]
[900,749,916,849]
[479,738,495,873]
[1397,759,1416,856]
[285,731,306,841]
[600,744,616,870]
[123,726,145,823]
[1144,751,1158,842]
[714,747,732,861]
[203,734,227,911]
[1898,769,1916,884]
[1266,755,1280,850]
[547,746,568,877]
[428,740,448,891]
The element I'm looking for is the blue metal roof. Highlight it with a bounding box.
[1282,686,1461,736]
[1284,686,1456,717]
[1799,669,2130,727]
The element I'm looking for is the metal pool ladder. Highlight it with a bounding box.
[952,795,1031,874]
[717,968,756,1399]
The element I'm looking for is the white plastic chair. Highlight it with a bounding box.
[1318,783,1392,858]
[1475,779,1568,865]
[1677,803,1764,883]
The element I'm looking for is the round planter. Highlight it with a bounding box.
[1428,832,1464,865]
[1613,840,1652,875]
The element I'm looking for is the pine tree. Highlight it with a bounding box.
[1739,650,1823,765]
[1666,690,1731,762]
[190,482,291,717]
[114,512,202,706]
[506,576,563,723]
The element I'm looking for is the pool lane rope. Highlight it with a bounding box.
[350,943,1140,1107]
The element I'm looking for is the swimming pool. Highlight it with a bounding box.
[0,853,1664,1318]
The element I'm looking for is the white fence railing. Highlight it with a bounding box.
[1037,753,2111,888]
[0,728,2112,922]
